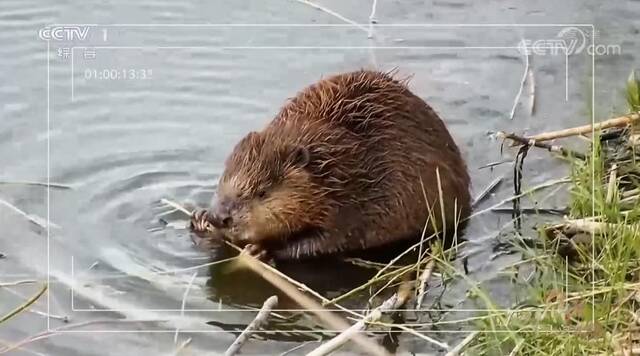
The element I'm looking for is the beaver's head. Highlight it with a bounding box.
[209,131,328,244]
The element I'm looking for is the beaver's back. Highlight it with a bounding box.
[262,70,470,256]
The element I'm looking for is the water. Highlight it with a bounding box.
[1,0,639,354]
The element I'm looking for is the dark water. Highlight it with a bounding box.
[1,0,639,355]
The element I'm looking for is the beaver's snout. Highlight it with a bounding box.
[210,197,234,229]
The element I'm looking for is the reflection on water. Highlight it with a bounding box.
[0,0,638,354]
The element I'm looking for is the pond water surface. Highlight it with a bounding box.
[1,0,639,355]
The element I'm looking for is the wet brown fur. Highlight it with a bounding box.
[212,70,471,260]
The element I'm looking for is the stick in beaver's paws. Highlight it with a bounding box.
[189,209,272,263]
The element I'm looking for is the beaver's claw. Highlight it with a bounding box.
[190,209,212,232]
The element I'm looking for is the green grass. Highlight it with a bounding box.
[466,77,640,356]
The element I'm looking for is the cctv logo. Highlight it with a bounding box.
[38,26,90,41]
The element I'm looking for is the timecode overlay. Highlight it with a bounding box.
[41,24,597,335]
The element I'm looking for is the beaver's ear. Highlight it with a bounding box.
[288,145,310,168]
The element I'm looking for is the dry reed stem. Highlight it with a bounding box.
[0,283,47,324]
[445,331,479,356]
[606,164,619,204]
[224,295,278,356]
[415,258,435,309]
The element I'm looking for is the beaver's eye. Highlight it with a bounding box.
[257,190,266,198]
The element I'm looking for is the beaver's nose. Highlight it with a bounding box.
[210,200,233,228]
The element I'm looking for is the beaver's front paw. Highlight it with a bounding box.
[190,209,212,232]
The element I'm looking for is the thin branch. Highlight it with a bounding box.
[527,61,536,115]
[174,272,198,344]
[469,177,571,219]
[471,175,504,208]
[224,295,278,356]
[0,280,38,287]
[509,40,531,120]
[497,131,586,159]
[0,198,60,229]
[160,198,192,216]
[280,341,317,356]
[0,181,71,189]
[526,112,640,142]
[368,0,378,38]
[0,319,169,354]
[291,0,369,34]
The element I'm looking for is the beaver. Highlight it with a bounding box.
[191,70,471,260]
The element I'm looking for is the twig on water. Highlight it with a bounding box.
[280,341,317,356]
[490,207,568,215]
[469,177,571,219]
[526,112,640,142]
[368,0,378,38]
[0,319,169,354]
[160,198,192,216]
[478,159,513,170]
[0,198,60,229]
[291,0,369,34]
[174,271,198,344]
[471,175,504,208]
[0,181,71,190]
[527,58,536,115]
[172,337,192,356]
[224,295,279,356]
[497,131,586,159]
[0,280,38,287]
[0,283,47,324]
[445,331,479,356]
[307,281,413,356]
[509,39,531,120]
